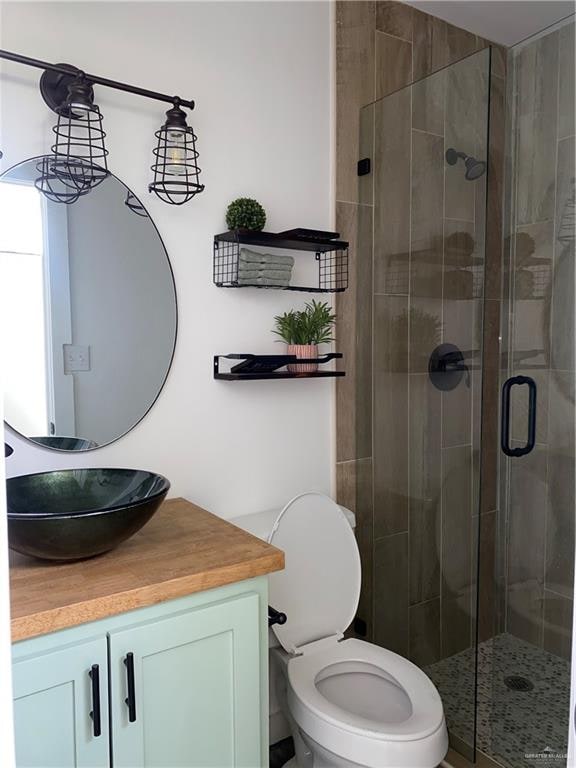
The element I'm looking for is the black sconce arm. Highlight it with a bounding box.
[0,48,195,111]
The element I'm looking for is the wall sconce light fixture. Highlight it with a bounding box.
[149,101,204,205]
[0,49,204,206]
[50,73,109,193]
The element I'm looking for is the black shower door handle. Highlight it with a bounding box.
[501,375,537,457]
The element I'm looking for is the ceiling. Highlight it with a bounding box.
[403,1,575,46]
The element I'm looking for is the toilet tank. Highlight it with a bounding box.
[229,502,356,541]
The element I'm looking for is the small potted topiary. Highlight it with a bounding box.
[273,300,336,373]
[226,198,266,231]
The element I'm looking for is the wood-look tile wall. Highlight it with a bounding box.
[335,1,507,659]
[504,19,575,661]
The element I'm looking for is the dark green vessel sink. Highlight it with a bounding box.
[7,468,170,561]
[30,436,98,451]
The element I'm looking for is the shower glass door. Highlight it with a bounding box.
[359,46,492,760]
[361,18,576,768]
[485,18,575,768]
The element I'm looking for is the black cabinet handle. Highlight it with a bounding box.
[124,652,137,723]
[501,375,537,457]
[88,664,101,738]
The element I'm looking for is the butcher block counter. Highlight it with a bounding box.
[10,497,284,642]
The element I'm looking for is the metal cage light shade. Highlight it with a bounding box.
[149,102,204,205]
[34,155,88,204]
[51,74,109,193]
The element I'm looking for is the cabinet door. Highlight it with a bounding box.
[12,637,109,768]
[109,592,262,768]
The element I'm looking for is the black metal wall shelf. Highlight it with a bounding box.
[213,228,349,293]
[214,353,345,380]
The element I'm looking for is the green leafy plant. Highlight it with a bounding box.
[225,198,266,231]
[390,307,442,371]
[273,300,336,345]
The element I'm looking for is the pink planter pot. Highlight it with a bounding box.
[287,344,318,373]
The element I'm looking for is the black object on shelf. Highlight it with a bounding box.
[230,355,299,375]
[278,228,340,242]
[214,353,345,380]
[213,229,349,293]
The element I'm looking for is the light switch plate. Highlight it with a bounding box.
[63,344,91,374]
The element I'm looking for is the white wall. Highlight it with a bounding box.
[1,1,334,518]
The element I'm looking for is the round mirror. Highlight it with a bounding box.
[0,157,177,451]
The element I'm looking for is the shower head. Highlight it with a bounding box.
[465,156,487,180]
[446,147,486,181]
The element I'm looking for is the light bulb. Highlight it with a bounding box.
[166,128,187,176]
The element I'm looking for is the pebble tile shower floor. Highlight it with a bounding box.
[425,633,570,768]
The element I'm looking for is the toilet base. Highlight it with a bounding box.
[294,730,384,768]
[271,645,448,768]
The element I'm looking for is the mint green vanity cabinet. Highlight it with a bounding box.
[12,577,269,768]
[110,591,261,768]
[12,637,109,767]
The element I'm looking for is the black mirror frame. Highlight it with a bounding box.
[0,154,178,453]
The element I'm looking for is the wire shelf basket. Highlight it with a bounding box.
[213,229,349,293]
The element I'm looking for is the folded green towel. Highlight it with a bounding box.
[239,248,295,267]
[238,267,293,280]
[237,275,291,286]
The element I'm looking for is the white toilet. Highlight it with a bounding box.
[233,492,448,768]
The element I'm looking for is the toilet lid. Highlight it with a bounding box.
[268,492,361,654]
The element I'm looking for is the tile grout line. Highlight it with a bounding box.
[335,200,374,208]
[545,586,575,600]
[412,126,445,139]
[374,27,413,47]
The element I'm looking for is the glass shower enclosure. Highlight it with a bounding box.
[358,16,575,768]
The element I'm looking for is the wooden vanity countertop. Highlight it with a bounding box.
[10,497,284,642]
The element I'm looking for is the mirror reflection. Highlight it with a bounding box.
[0,157,177,451]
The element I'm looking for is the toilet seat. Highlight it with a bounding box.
[266,493,448,767]
[287,638,444,741]
[267,492,361,654]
